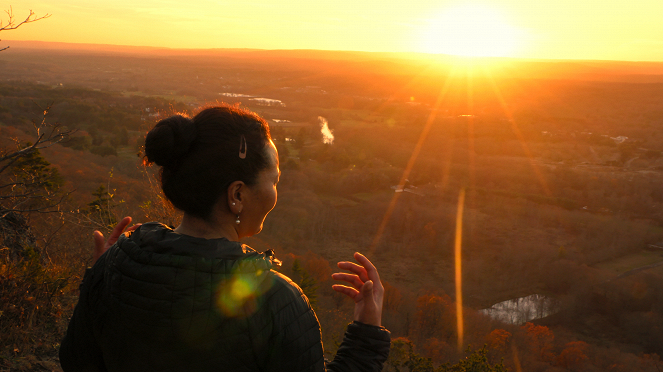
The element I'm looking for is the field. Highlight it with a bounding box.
[594,250,663,276]
[3,43,663,371]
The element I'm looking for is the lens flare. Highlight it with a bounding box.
[216,275,260,317]
[454,188,465,352]
[511,342,523,372]
[368,68,458,254]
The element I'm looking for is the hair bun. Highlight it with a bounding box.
[144,115,197,167]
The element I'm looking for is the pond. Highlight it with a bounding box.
[479,294,559,325]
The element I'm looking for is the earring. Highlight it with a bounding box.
[235,215,241,224]
[232,202,236,206]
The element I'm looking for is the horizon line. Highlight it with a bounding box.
[4,39,663,64]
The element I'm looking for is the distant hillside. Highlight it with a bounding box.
[4,39,663,84]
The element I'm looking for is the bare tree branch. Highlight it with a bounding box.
[0,182,36,189]
[1,190,72,217]
[0,7,51,51]
[0,104,74,175]
[0,104,72,216]
[0,7,51,32]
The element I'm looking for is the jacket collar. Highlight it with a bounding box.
[115,222,278,274]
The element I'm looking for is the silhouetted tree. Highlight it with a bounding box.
[0,9,69,217]
[386,340,506,372]
[87,185,118,228]
[292,258,318,309]
[0,107,72,216]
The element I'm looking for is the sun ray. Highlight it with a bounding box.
[511,342,523,372]
[367,60,448,119]
[368,67,458,254]
[466,64,477,206]
[482,69,552,196]
[437,137,455,192]
[454,188,466,352]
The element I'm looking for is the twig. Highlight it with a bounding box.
[0,7,51,52]
[0,7,51,32]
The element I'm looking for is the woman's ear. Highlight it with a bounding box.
[227,181,245,213]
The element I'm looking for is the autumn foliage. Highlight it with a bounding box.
[3,48,663,372]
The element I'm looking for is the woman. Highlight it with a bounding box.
[60,105,390,371]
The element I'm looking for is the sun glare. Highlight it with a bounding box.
[420,4,523,57]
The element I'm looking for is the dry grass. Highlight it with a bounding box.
[0,246,78,371]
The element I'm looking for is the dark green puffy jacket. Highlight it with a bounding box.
[60,223,390,371]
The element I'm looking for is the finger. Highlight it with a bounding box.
[93,230,105,262]
[361,280,375,303]
[354,252,381,284]
[332,284,360,300]
[331,273,364,290]
[126,223,142,233]
[107,217,132,247]
[337,261,369,282]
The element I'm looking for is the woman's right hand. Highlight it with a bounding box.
[92,216,141,265]
[331,252,384,327]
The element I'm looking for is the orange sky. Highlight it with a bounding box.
[4,0,663,61]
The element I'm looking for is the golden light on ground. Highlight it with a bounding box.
[367,67,455,255]
[420,4,523,57]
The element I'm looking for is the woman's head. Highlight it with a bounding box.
[144,105,275,224]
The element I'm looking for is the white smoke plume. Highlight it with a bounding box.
[318,116,334,145]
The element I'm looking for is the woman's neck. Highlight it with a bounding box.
[174,213,239,241]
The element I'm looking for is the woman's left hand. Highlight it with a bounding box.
[332,252,384,327]
[92,217,141,265]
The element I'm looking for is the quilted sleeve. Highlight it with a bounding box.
[262,274,326,372]
[261,272,390,372]
[326,322,391,372]
[59,265,107,372]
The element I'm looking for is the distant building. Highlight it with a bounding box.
[219,93,254,98]
[249,98,285,107]
[390,180,424,196]
[611,136,628,144]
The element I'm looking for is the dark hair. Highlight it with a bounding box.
[144,105,272,220]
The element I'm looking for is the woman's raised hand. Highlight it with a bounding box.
[332,252,384,327]
[92,216,141,264]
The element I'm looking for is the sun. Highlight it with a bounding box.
[420,4,523,58]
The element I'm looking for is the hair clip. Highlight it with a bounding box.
[239,135,247,159]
